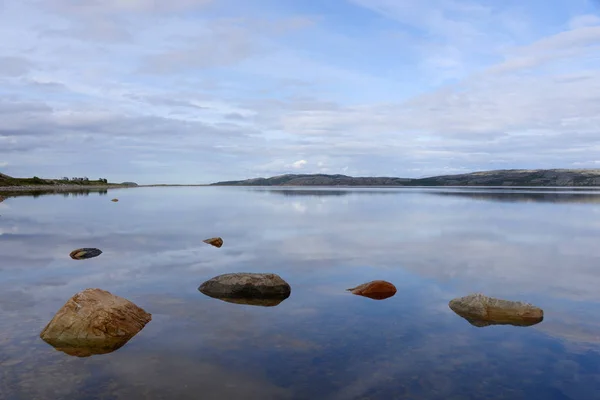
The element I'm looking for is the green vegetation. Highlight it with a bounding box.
[0,172,115,187]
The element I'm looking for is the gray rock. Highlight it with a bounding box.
[199,273,291,299]
[449,293,544,327]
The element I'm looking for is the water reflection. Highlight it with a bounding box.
[41,335,136,357]
[200,295,288,307]
[451,312,544,328]
[449,305,544,328]
[426,190,600,204]
[1,187,600,399]
[0,188,110,200]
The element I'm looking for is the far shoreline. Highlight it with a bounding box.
[0,184,134,193]
[139,184,600,190]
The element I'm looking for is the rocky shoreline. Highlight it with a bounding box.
[0,184,133,192]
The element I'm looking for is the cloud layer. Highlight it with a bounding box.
[1,0,600,183]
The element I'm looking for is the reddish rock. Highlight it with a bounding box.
[40,288,151,357]
[347,280,397,300]
[203,237,224,248]
[111,198,119,202]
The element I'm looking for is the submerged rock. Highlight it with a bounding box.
[449,293,544,327]
[69,248,102,260]
[40,288,152,357]
[111,198,119,202]
[203,237,223,248]
[347,280,397,300]
[199,273,291,300]
[209,297,287,307]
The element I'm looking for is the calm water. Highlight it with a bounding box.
[1,187,600,400]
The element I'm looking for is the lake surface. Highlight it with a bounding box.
[1,187,600,400]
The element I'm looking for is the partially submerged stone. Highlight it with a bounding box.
[111,198,119,202]
[0,195,5,203]
[347,280,397,300]
[209,297,287,307]
[449,293,544,327]
[203,237,223,248]
[40,288,152,357]
[199,273,291,300]
[69,248,102,260]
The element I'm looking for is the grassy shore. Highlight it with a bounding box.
[0,184,132,192]
[0,173,137,193]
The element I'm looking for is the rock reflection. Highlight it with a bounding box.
[42,337,134,357]
[200,294,287,307]
[449,294,544,328]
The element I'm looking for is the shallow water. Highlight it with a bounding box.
[1,187,600,400]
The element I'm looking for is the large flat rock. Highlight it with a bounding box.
[449,293,543,327]
[199,273,291,299]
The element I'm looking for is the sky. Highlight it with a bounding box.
[1,0,600,184]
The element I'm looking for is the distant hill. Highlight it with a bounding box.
[211,174,413,187]
[211,169,600,187]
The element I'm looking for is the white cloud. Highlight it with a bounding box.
[40,0,215,15]
[1,0,600,182]
[290,160,308,169]
[568,14,600,29]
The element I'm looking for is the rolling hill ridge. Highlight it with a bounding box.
[211,169,600,187]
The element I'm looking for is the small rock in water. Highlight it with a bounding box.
[40,288,152,357]
[449,293,544,327]
[0,196,5,203]
[199,273,291,300]
[69,248,102,260]
[111,198,119,202]
[347,280,397,300]
[203,237,223,248]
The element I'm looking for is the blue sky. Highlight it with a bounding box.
[1,0,600,184]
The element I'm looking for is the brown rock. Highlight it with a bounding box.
[0,196,5,203]
[69,248,102,260]
[347,280,397,300]
[449,293,544,327]
[199,273,291,299]
[111,198,119,202]
[203,237,223,248]
[40,288,152,357]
